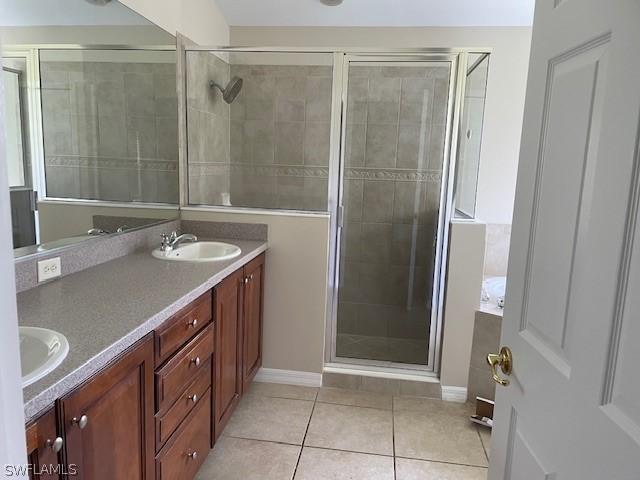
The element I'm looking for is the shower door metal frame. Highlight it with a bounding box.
[327,51,480,375]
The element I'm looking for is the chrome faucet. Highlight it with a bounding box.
[87,228,110,236]
[160,231,198,253]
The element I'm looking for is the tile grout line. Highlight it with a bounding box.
[394,455,489,469]
[223,433,489,468]
[392,395,397,480]
[315,400,392,411]
[296,444,395,459]
[476,426,490,463]
[291,389,319,479]
[223,433,302,448]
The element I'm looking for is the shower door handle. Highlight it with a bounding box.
[337,205,345,228]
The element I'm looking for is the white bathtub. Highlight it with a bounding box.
[481,276,506,308]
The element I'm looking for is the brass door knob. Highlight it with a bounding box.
[487,346,513,386]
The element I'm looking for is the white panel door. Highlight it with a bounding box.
[490,0,640,478]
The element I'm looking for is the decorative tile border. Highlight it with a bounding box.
[188,162,442,182]
[45,156,178,172]
[345,167,441,183]
[189,162,329,178]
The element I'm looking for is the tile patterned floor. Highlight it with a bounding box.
[196,382,491,480]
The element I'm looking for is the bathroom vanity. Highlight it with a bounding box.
[21,247,266,480]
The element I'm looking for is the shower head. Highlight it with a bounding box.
[210,76,243,104]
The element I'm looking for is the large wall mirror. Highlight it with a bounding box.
[1,0,179,258]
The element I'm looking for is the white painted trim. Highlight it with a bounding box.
[254,368,323,387]
[441,385,468,403]
[323,363,440,383]
[0,45,28,467]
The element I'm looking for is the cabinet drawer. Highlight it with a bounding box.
[155,323,214,412]
[155,358,211,451]
[155,292,212,366]
[155,388,211,480]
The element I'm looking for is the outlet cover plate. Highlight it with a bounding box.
[37,257,61,282]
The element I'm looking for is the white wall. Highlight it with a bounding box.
[440,220,486,392]
[0,25,174,45]
[230,26,532,225]
[0,44,28,473]
[120,0,230,45]
[37,202,179,243]
[182,209,330,374]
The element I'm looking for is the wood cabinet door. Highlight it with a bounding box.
[60,334,154,480]
[213,268,244,439]
[242,253,264,392]
[25,408,61,480]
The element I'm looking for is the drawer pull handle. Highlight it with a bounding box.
[72,415,88,430]
[191,356,201,367]
[188,318,198,328]
[244,276,249,285]
[188,393,198,403]
[187,450,198,460]
[46,437,64,453]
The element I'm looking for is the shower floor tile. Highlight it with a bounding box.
[336,333,428,364]
[196,382,489,480]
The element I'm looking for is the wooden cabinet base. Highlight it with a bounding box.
[24,253,265,479]
[60,334,155,480]
[25,408,61,480]
[242,253,264,393]
[213,269,244,441]
[155,388,211,480]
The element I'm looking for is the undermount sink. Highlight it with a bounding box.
[152,241,242,262]
[20,327,69,388]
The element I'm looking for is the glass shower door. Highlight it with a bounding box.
[334,58,454,368]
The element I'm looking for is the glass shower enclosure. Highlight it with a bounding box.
[331,55,458,371]
[180,48,489,375]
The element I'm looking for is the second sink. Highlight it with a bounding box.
[20,326,69,388]
[152,241,242,262]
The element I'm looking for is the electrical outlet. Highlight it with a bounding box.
[37,257,61,282]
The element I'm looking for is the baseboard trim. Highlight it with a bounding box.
[441,386,468,403]
[254,368,323,387]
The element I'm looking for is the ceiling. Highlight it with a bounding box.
[214,0,535,27]
[0,0,152,26]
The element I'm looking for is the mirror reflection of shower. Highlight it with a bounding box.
[209,76,243,104]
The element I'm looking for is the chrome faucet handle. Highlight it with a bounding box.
[169,231,178,242]
[160,233,171,251]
